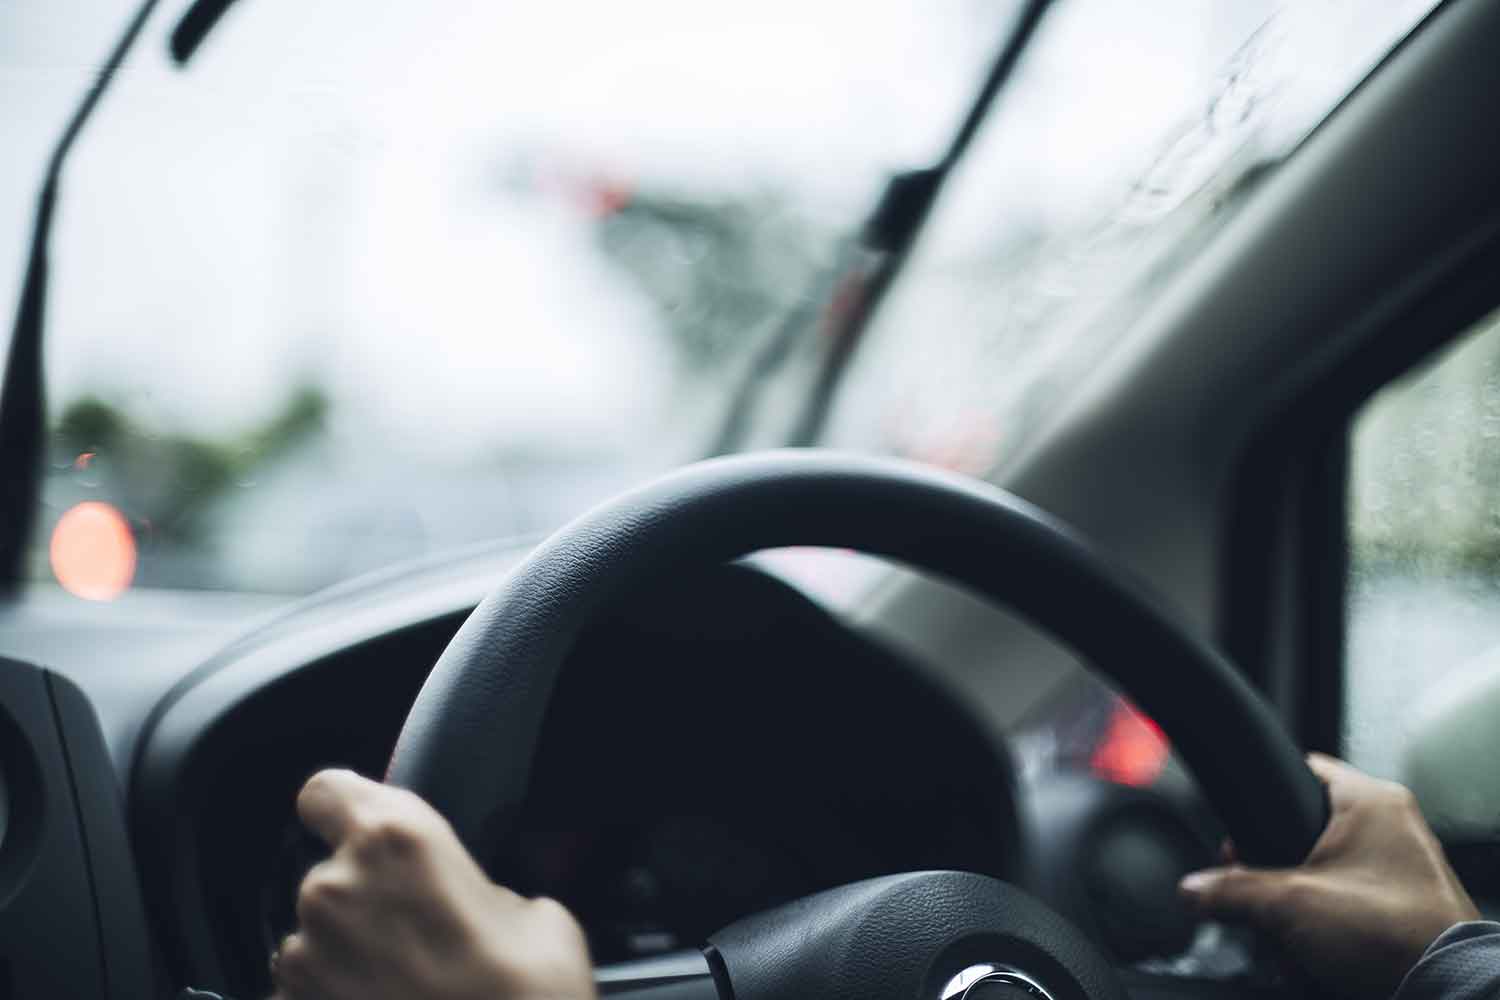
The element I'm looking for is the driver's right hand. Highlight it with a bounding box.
[1178,753,1479,1000]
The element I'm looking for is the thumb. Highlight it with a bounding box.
[1179,865,1293,925]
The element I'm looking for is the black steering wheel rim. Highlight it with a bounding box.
[387,449,1326,869]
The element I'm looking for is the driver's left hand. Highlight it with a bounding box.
[270,768,596,1000]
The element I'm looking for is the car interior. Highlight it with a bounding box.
[1,0,1499,998]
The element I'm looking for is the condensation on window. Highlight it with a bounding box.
[1346,305,1500,779]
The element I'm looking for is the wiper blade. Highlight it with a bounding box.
[711,0,1057,454]
[0,0,165,591]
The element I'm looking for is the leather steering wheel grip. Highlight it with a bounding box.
[386,450,1328,867]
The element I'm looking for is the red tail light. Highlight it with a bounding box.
[1090,699,1169,787]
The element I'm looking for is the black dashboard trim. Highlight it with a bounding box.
[48,670,161,999]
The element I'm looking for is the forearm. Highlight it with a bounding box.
[1392,921,1500,1000]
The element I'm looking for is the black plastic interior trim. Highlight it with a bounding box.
[47,671,161,999]
[43,674,112,994]
[1298,437,1348,757]
[0,658,108,997]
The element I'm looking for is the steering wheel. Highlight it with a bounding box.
[386,451,1327,1000]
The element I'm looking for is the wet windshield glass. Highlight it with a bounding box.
[821,0,1440,473]
[15,0,1438,599]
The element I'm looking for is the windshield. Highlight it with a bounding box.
[10,0,1438,600]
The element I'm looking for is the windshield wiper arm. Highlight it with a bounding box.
[0,0,164,592]
[784,0,1059,447]
[711,0,1057,454]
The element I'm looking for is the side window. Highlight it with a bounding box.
[1345,305,1500,786]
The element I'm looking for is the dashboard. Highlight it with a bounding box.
[0,550,1240,1000]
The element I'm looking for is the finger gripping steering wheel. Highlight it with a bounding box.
[387,451,1327,1000]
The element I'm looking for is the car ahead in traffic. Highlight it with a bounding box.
[0,0,1498,997]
